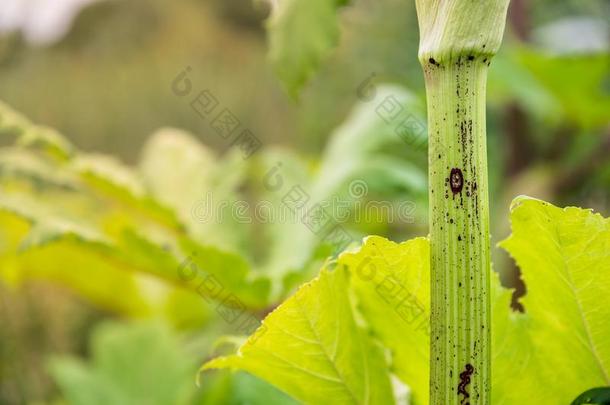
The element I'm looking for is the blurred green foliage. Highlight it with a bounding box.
[48,321,296,405]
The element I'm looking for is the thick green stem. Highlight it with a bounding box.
[414,2,509,403]
[425,55,491,405]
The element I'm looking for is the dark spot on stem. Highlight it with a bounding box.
[429,57,439,66]
[467,55,474,61]
[458,363,474,405]
[449,168,464,195]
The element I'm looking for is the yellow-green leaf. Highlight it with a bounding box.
[341,236,430,404]
[495,196,610,403]
[204,266,394,404]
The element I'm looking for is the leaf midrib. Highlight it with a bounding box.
[294,285,362,404]
[552,220,610,385]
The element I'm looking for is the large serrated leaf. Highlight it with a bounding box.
[204,265,395,404]
[495,196,610,403]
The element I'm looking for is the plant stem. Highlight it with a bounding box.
[425,54,491,405]
[415,2,509,403]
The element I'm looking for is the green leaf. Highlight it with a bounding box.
[491,266,539,405]
[253,148,319,282]
[0,100,73,160]
[490,47,610,129]
[255,86,429,282]
[0,216,156,317]
[177,235,271,309]
[71,152,183,233]
[340,236,430,404]
[267,0,349,98]
[0,100,32,135]
[139,128,248,251]
[48,321,197,405]
[572,387,610,405]
[313,85,427,199]
[18,126,74,161]
[203,265,395,404]
[0,106,270,314]
[495,196,610,403]
[0,200,268,312]
[0,148,78,190]
[73,153,145,197]
[0,192,107,248]
[488,50,562,124]
[519,49,610,129]
[226,372,299,405]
